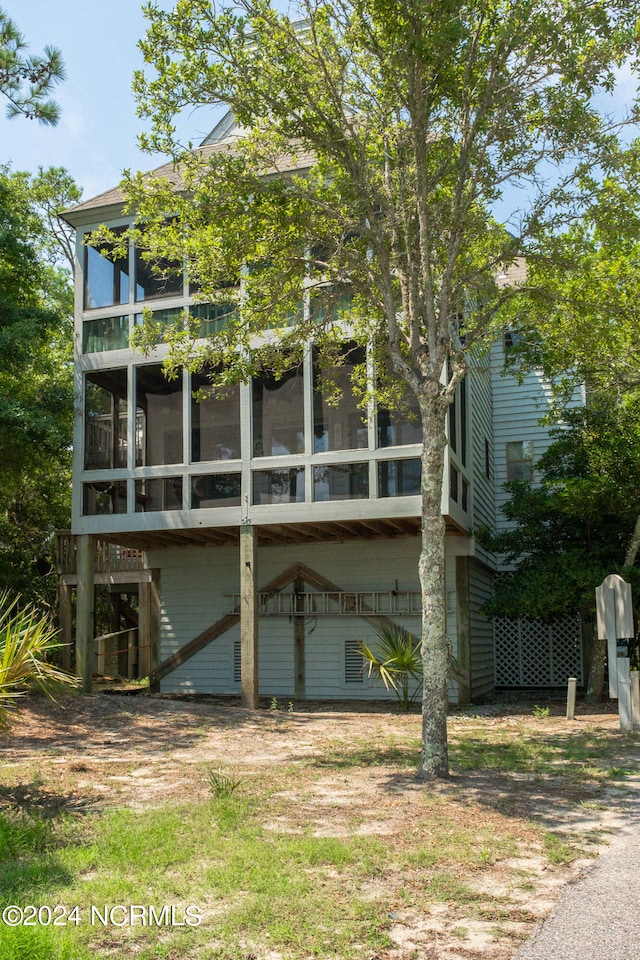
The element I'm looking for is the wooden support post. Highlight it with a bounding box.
[148,571,161,693]
[566,677,577,720]
[58,581,73,673]
[455,557,472,705]
[138,582,151,679]
[127,628,137,679]
[75,534,95,693]
[240,522,258,709]
[293,577,305,700]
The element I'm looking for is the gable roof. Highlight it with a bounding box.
[62,110,314,227]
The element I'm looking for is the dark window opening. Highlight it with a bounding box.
[378,459,421,497]
[313,463,369,501]
[83,481,127,516]
[135,245,183,302]
[313,343,367,453]
[135,478,183,512]
[191,371,241,463]
[253,468,305,504]
[252,366,304,457]
[135,364,183,467]
[84,369,128,471]
[191,474,241,509]
[84,226,129,310]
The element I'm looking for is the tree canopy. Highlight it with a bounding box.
[479,400,640,621]
[0,7,64,124]
[0,166,79,608]
[123,0,640,777]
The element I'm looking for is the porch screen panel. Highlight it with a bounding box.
[313,344,367,452]
[377,376,421,448]
[84,369,128,470]
[135,364,184,466]
[84,226,129,309]
[191,371,241,462]
[252,366,304,457]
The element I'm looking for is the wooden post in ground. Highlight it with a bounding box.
[293,576,306,700]
[138,581,151,680]
[58,581,73,673]
[75,534,95,693]
[148,571,161,693]
[566,677,577,720]
[240,522,259,709]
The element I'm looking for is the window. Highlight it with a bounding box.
[450,464,459,503]
[191,371,241,463]
[503,330,524,350]
[313,344,367,452]
[135,365,184,466]
[83,481,127,516]
[252,366,304,457]
[191,474,241,508]
[134,246,183,301]
[506,441,534,481]
[84,370,128,470]
[191,302,237,338]
[134,306,184,333]
[83,315,129,353]
[377,373,421,448]
[84,227,129,309]
[313,463,368,502]
[253,468,305,504]
[378,458,421,497]
[135,478,183,512]
[447,375,468,465]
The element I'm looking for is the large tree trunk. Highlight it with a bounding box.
[417,395,450,780]
[624,515,640,568]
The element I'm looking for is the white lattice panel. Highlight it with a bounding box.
[495,616,583,687]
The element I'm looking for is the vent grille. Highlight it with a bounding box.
[233,639,241,683]
[345,638,364,684]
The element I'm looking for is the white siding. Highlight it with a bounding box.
[490,340,584,538]
[468,558,494,700]
[467,349,495,567]
[150,536,465,704]
[491,340,556,531]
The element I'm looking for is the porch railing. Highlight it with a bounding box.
[56,531,146,576]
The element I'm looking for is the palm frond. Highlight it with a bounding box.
[358,625,423,711]
[0,592,78,729]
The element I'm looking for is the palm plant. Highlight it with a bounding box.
[359,625,423,712]
[0,592,77,729]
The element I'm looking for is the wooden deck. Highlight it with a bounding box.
[56,531,149,585]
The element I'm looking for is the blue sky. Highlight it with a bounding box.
[1,2,637,215]
[0,0,220,203]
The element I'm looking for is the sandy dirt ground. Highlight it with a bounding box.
[0,692,635,960]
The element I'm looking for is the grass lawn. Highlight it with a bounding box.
[0,694,638,959]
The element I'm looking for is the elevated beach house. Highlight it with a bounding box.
[60,114,584,703]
